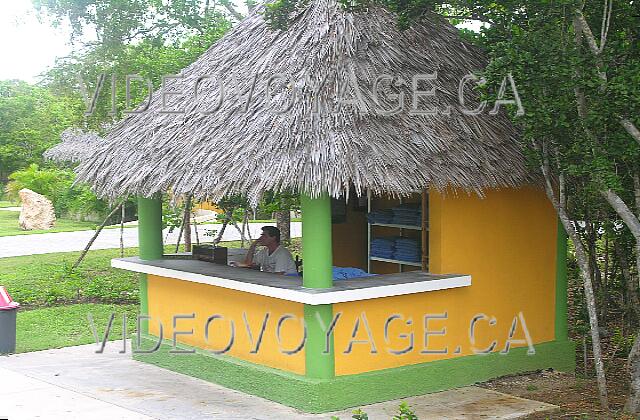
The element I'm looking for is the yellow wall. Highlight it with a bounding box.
[333,187,558,375]
[147,275,306,374]
[195,201,222,212]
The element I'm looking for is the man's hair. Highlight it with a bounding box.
[262,226,281,243]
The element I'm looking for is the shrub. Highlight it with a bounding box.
[5,163,108,218]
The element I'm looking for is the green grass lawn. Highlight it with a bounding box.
[1,238,301,353]
[0,200,18,208]
[16,303,139,353]
[0,246,144,308]
[0,210,98,237]
[0,240,299,308]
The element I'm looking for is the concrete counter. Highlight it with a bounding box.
[112,255,471,305]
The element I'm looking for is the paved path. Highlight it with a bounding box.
[0,342,556,419]
[0,222,301,259]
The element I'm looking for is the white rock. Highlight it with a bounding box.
[18,189,56,230]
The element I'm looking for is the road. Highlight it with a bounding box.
[0,222,301,258]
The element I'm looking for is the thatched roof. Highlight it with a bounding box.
[76,0,531,204]
[44,128,103,164]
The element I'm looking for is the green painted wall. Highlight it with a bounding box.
[555,220,568,341]
[134,336,575,413]
[137,195,162,335]
[304,304,335,379]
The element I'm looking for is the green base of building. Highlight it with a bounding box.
[133,336,575,413]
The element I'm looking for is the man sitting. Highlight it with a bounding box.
[236,226,297,275]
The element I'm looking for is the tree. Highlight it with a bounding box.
[260,191,300,245]
[0,81,82,181]
[34,0,234,129]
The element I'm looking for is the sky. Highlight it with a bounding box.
[0,0,73,83]
[0,0,251,84]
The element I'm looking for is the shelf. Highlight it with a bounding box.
[370,222,426,231]
[370,256,424,267]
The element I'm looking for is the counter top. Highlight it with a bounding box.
[112,256,471,305]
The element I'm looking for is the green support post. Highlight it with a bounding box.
[301,193,335,379]
[137,196,163,334]
[301,194,333,289]
[555,220,568,341]
[138,196,164,260]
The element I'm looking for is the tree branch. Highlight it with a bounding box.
[601,189,640,242]
[576,10,602,56]
[219,0,243,20]
[622,119,640,147]
[599,0,613,54]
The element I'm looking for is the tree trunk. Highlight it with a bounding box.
[120,201,125,257]
[622,119,640,147]
[626,336,640,415]
[213,210,233,245]
[231,219,248,245]
[184,196,192,253]
[538,149,609,410]
[213,221,229,245]
[616,241,640,326]
[74,203,123,269]
[275,210,290,244]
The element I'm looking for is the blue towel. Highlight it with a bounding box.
[286,267,376,279]
[332,267,376,280]
[367,209,394,224]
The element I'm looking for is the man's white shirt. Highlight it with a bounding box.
[253,245,297,274]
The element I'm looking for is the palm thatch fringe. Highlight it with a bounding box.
[76,0,533,205]
[44,128,103,164]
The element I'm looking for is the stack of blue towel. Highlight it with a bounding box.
[366,209,394,224]
[370,237,395,258]
[394,237,421,262]
[371,236,422,263]
[391,203,422,226]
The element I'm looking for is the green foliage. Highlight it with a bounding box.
[0,246,140,308]
[612,329,637,357]
[259,190,300,215]
[6,163,73,204]
[0,81,82,181]
[330,402,417,420]
[162,200,184,232]
[6,163,108,218]
[217,194,250,223]
[392,402,418,420]
[351,408,368,420]
[36,1,232,129]
[264,0,309,30]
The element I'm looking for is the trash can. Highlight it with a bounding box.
[0,286,19,354]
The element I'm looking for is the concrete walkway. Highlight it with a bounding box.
[0,222,301,259]
[0,343,557,419]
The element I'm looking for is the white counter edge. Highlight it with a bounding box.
[112,259,471,305]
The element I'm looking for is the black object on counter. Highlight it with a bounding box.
[193,244,228,265]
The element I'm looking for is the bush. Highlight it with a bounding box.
[5,163,108,219]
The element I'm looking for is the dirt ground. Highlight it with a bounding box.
[479,356,635,419]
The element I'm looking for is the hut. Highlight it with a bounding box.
[76,0,574,413]
[43,128,103,165]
